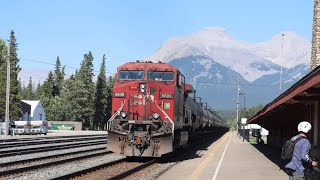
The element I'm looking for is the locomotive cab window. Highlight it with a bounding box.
[118,70,144,80]
[177,73,185,87]
[148,71,174,81]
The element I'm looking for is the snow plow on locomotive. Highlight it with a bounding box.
[107,61,228,157]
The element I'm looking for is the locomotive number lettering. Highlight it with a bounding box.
[160,93,173,99]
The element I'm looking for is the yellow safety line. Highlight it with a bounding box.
[187,132,231,180]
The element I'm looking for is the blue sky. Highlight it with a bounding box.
[0,0,313,80]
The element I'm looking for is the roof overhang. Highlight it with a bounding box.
[247,65,320,126]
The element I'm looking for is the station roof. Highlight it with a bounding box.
[247,65,320,129]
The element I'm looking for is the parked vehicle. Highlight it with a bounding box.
[30,120,48,135]
[13,120,48,135]
[14,121,30,135]
[14,125,27,135]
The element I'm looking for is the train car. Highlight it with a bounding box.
[107,61,228,157]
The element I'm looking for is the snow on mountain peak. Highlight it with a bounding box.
[146,27,311,82]
[252,32,311,68]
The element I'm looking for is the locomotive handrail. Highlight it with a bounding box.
[106,100,126,131]
[154,100,174,137]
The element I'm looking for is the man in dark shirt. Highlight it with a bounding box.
[285,121,318,180]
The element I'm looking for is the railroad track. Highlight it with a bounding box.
[48,132,227,180]
[0,135,107,149]
[0,146,108,167]
[0,139,107,158]
[0,134,107,143]
[0,149,113,177]
[49,158,157,180]
[0,131,227,180]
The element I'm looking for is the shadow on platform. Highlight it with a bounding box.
[160,130,228,163]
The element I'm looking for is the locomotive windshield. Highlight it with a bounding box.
[118,70,144,80]
[148,71,174,81]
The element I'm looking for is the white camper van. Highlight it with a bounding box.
[14,121,29,135]
[30,120,48,135]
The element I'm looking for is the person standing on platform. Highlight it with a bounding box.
[285,121,318,180]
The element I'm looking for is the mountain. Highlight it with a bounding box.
[146,27,312,110]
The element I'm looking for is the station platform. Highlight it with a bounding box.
[157,132,287,180]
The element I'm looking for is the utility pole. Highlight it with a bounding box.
[279,34,284,95]
[5,43,10,137]
[236,72,240,136]
[243,95,246,116]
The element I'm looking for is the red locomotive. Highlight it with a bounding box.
[107,61,228,157]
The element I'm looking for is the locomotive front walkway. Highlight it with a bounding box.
[157,131,287,180]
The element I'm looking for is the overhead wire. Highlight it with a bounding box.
[19,57,116,75]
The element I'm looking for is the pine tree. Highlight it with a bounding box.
[76,51,95,129]
[8,30,22,120]
[42,71,54,98]
[0,39,7,120]
[18,79,28,100]
[60,76,87,123]
[26,76,33,100]
[93,54,108,130]
[53,56,64,97]
[34,82,42,100]
[41,71,54,109]
[106,75,115,124]
[17,78,23,99]
[45,96,63,121]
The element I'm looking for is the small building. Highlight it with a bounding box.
[48,121,82,131]
[20,100,46,121]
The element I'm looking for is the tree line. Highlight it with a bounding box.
[219,104,264,130]
[0,31,114,130]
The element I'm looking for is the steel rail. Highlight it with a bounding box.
[107,159,157,180]
[0,140,107,158]
[48,158,127,180]
[0,147,110,167]
[49,158,157,180]
[0,150,111,177]
[0,134,107,143]
[0,136,107,148]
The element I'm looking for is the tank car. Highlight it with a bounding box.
[107,61,228,157]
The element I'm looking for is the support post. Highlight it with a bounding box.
[236,72,240,137]
[314,101,319,146]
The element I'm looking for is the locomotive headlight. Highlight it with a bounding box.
[139,83,146,94]
[152,113,160,120]
[120,111,127,119]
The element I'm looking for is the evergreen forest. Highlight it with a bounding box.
[0,31,114,130]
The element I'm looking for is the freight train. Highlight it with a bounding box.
[107,61,228,157]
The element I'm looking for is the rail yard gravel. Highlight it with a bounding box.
[123,162,176,180]
[0,144,107,164]
[3,153,123,180]
[0,149,108,172]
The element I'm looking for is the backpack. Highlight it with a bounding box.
[281,136,304,161]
